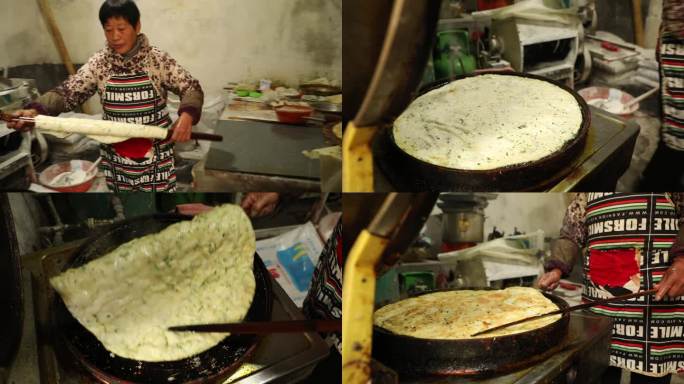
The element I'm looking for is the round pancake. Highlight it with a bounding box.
[393,74,583,171]
[374,287,561,339]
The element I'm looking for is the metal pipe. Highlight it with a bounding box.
[44,196,63,245]
[111,195,125,222]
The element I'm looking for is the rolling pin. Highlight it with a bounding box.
[1,113,223,142]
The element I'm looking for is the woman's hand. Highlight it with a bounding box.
[655,258,684,300]
[171,112,193,143]
[241,193,280,218]
[6,109,38,132]
[537,268,562,291]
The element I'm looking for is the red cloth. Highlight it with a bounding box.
[477,0,509,10]
[588,248,639,286]
[112,138,154,159]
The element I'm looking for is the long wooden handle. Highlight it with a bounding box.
[168,320,341,334]
[37,0,75,75]
[624,86,660,108]
[36,0,92,115]
[189,132,223,142]
[471,289,658,336]
[632,0,645,47]
[166,130,223,142]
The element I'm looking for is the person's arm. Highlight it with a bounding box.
[37,54,101,114]
[8,55,100,130]
[538,194,587,290]
[240,193,280,218]
[155,49,204,142]
[655,192,684,300]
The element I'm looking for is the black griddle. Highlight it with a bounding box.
[373,290,570,378]
[51,214,273,384]
[376,72,591,192]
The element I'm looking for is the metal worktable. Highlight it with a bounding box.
[373,107,640,192]
[195,120,325,192]
[393,312,613,384]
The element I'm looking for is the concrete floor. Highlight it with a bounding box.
[616,112,662,191]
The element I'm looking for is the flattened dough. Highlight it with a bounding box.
[50,204,256,362]
[374,287,561,339]
[393,74,583,170]
[36,115,168,144]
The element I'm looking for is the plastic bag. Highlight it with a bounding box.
[255,222,324,306]
[438,229,545,264]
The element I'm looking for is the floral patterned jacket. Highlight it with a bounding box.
[30,34,203,124]
[664,0,684,39]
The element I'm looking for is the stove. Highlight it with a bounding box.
[377,311,612,384]
[373,106,639,192]
[28,240,329,384]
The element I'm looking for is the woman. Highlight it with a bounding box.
[9,0,203,192]
[303,220,342,383]
[538,193,684,383]
[640,0,684,190]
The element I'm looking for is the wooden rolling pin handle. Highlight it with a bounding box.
[163,130,224,142]
[189,132,223,142]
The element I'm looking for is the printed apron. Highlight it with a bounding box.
[100,73,176,192]
[660,34,684,150]
[584,193,684,376]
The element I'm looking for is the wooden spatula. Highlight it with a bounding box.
[168,320,341,334]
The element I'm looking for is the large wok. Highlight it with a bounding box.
[372,290,570,378]
[51,213,273,384]
[377,72,591,191]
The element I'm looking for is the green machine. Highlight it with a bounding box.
[432,30,477,81]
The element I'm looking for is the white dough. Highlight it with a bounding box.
[393,75,584,170]
[36,115,168,144]
[50,205,256,362]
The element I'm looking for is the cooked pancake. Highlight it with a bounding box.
[50,204,256,362]
[374,287,561,339]
[393,74,583,171]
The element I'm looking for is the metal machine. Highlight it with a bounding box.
[0,78,42,189]
[343,0,442,192]
[493,17,579,86]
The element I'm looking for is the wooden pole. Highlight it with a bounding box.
[36,0,91,114]
[632,0,645,47]
[36,0,76,75]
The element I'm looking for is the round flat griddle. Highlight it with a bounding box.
[52,213,273,384]
[377,72,591,191]
[372,290,570,378]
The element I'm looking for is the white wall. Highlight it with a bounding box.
[1,0,342,97]
[483,193,571,239]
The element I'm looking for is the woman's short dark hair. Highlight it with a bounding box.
[99,0,140,27]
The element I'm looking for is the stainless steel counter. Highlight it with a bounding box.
[197,120,327,192]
